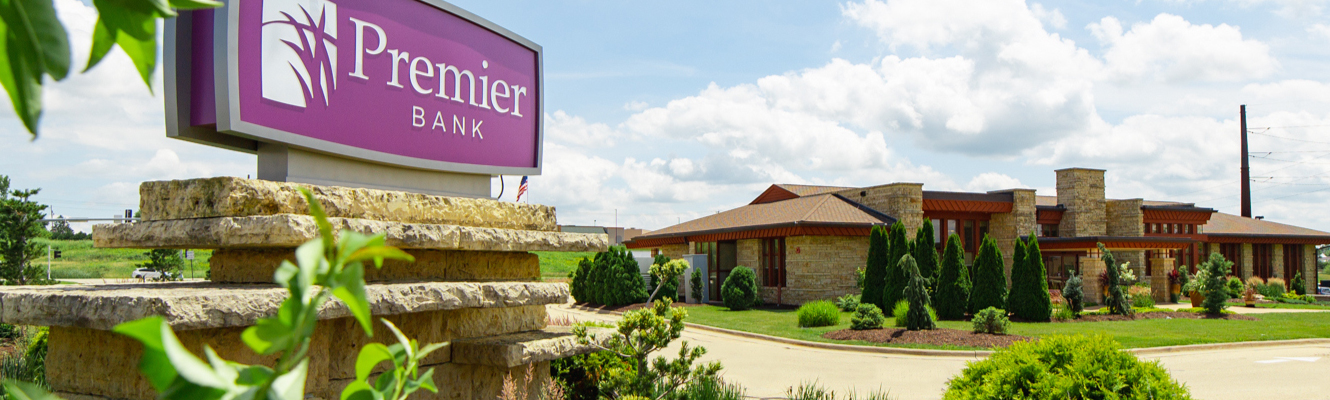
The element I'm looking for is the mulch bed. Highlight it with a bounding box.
[573,301,708,312]
[1056,311,1256,322]
[822,327,1033,348]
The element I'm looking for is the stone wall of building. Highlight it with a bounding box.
[1304,244,1317,293]
[1105,199,1144,237]
[1241,243,1254,279]
[837,183,924,234]
[1056,168,1106,237]
[775,235,868,305]
[1272,244,1285,278]
[1149,258,1175,303]
[1081,256,1107,304]
[657,244,689,260]
[987,189,1037,283]
[738,239,761,280]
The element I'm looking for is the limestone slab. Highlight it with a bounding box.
[138,177,558,231]
[208,249,540,283]
[92,214,608,252]
[451,326,610,368]
[0,281,568,331]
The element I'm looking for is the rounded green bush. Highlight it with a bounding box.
[796,300,841,328]
[851,303,885,330]
[971,307,1009,335]
[1225,276,1244,299]
[721,266,760,310]
[891,300,937,328]
[943,335,1193,399]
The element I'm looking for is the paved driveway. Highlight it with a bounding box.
[551,305,1330,399]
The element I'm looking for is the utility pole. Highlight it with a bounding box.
[1240,105,1252,218]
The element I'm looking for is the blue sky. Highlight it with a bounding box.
[5,0,1330,233]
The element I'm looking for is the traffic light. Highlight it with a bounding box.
[53,250,62,259]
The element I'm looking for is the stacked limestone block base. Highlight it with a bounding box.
[0,178,610,400]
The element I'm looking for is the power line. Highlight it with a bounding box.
[1249,130,1330,145]
[1247,154,1330,164]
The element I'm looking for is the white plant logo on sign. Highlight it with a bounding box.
[261,0,338,108]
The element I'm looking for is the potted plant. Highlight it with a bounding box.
[1184,268,1207,308]
[1243,285,1257,307]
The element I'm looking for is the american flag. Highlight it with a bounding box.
[515,176,529,202]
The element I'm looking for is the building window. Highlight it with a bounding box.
[760,238,786,288]
[1219,243,1242,276]
[1040,223,1059,237]
[1252,244,1272,279]
[1284,244,1304,282]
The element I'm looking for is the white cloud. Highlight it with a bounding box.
[1312,23,1330,39]
[545,111,620,148]
[966,173,1027,192]
[1090,14,1278,83]
[1030,3,1067,30]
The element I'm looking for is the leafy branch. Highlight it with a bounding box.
[1,0,222,137]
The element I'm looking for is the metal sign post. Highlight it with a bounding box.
[46,245,51,281]
[185,250,195,279]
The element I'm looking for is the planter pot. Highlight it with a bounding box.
[1189,291,1203,308]
[1171,284,1181,295]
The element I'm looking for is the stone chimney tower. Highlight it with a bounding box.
[1056,168,1107,237]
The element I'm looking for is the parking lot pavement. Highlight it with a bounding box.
[1143,343,1330,400]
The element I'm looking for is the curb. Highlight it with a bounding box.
[562,304,1330,358]
[1127,338,1330,356]
[565,304,992,358]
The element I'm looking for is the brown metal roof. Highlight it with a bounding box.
[1202,212,1330,237]
[635,194,892,240]
[777,184,852,197]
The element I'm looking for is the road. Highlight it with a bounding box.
[551,305,1330,399]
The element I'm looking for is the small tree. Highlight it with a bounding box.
[1290,271,1305,295]
[968,236,1007,314]
[136,249,185,281]
[1100,243,1133,316]
[690,267,703,302]
[1006,237,1029,318]
[647,255,671,297]
[1062,272,1084,315]
[1011,234,1051,321]
[882,221,910,315]
[934,233,971,320]
[1201,252,1232,315]
[574,300,722,399]
[913,219,939,295]
[901,255,935,331]
[861,225,890,313]
[648,260,688,303]
[0,176,50,285]
[721,266,759,310]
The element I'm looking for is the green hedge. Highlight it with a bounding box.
[568,246,648,306]
[722,266,760,310]
[943,335,1193,399]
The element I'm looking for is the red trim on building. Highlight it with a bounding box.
[1142,209,1213,224]
[625,225,873,248]
[924,211,993,221]
[1036,237,1194,251]
[1037,209,1064,225]
[922,199,1013,213]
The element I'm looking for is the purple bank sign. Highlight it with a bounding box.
[166,0,543,175]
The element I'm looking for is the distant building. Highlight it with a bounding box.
[625,168,1330,305]
[559,225,645,245]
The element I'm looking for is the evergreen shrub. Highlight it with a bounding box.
[569,246,648,306]
[891,300,937,329]
[934,234,971,320]
[721,266,760,310]
[1009,234,1052,322]
[1225,276,1244,299]
[913,219,939,294]
[1201,253,1233,315]
[882,222,911,314]
[968,236,1007,314]
[971,307,1009,335]
[1062,272,1084,314]
[1290,272,1306,295]
[691,267,703,302]
[861,226,891,313]
[1100,244,1133,316]
[796,301,841,328]
[834,294,860,312]
[851,303,885,330]
[942,335,1194,400]
[901,254,936,330]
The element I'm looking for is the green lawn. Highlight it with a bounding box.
[31,239,212,279]
[684,305,1330,350]
[534,251,595,280]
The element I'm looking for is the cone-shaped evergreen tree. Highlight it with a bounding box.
[902,254,936,330]
[934,233,970,319]
[1101,243,1133,316]
[913,219,939,295]
[861,225,891,312]
[968,235,1007,314]
[1006,237,1029,317]
[1013,234,1052,321]
[882,221,911,315]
